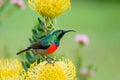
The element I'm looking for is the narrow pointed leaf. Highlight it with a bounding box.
[21,61,28,72]
[29,38,34,44]
[32,29,38,36]
[25,52,35,63]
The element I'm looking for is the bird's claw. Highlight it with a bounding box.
[46,57,56,65]
[42,56,57,65]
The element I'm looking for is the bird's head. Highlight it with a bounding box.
[51,30,75,41]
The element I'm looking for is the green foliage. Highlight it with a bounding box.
[22,18,54,72]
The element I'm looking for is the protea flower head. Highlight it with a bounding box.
[28,0,71,18]
[0,59,26,80]
[26,59,76,80]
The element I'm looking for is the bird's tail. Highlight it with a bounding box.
[16,47,31,55]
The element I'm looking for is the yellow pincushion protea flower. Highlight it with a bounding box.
[28,0,71,18]
[0,59,26,80]
[26,59,76,80]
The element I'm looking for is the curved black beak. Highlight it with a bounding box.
[64,30,76,33]
[58,30,75,39]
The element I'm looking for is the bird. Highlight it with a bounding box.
[16,30,75,62]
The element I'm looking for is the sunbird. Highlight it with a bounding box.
[16,30,75,62]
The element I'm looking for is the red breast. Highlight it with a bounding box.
[47,43,58,54]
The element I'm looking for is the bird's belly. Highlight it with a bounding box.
[34,49,48,56]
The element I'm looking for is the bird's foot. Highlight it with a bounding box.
[42,56,57,65]
[46,57,56,65]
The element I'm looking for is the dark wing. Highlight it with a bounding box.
[30,41,50,49]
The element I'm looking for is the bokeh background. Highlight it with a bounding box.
[0,0,120,80]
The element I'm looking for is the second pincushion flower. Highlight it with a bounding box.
[75,34,89,46]
[10,0,25,9]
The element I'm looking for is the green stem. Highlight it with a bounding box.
[43,17,47,33]
[74,46,83,79]
[44,16,55,33]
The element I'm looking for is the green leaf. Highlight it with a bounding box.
[32,29,38,36]
[21,61,29,72]
[31,51,36,56]
[25,51,36,63]
[38,18,44,28]
[32,36,38,42]
[38,18,42,24]
[29,38,34,44]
